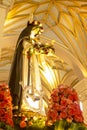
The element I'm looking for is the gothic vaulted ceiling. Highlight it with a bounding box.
[0,0,87,83]
[0,0,87,123]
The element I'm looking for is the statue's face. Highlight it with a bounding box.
[30,26,43,39]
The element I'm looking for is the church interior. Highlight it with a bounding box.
[0,0,87,130]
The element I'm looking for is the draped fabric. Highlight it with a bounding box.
[8,21,58,114]
[8,23,35,111]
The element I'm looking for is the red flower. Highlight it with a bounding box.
[74,114,84,123]
[47,109,58,122]
[0,83,14,127]
[59,105,66,111]
[52,103,60,111]
[21,116,26,121]
[59,111,67,119]
[51,96,59,102]
[60,97,67,106]
[68,91,78,102]
[20,120,27,128]
[28,121,33,126]
[68,107,75,116]
[46,84,84,125]
[6,118,14,127]
[0,93,5,101]
[51,88,59,97]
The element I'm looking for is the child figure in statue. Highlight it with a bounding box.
[8,20,44,113]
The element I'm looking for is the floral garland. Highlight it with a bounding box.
[13,111,46,129]
[45,84,87,130]
[1,82,87,130]
[27,43,55,57]
[0,83,14,130]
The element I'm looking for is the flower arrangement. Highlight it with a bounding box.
[0,83,46,130]
[13,111,46,129]
[27,43,55,58]
[1,82,87,130]
[46,84,87,130]
[0,83,14,130]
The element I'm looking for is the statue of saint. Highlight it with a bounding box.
[8,20,44,113]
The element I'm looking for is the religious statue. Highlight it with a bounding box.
[8,20,44,113]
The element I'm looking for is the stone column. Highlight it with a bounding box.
[0,0,14,48]
[74,78,87,124]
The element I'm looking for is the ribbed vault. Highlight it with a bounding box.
[0,0,87,122]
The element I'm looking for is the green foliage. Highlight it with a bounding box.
[0,122,14,130]
[54,120,87,130]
